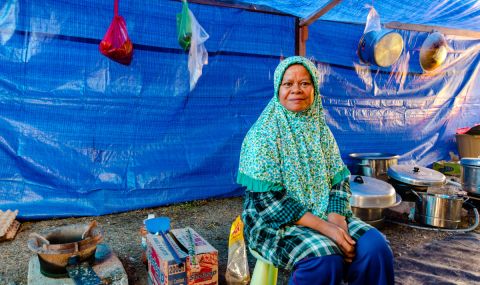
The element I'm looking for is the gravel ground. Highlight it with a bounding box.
[0,196,477,285]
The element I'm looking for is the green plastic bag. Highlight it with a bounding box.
[176,0,192,51]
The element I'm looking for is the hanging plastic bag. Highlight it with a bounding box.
[364,5,381,34]
[99,0,133,65]
[176,0,192,51]
[225,216,250,285]
[187,9,209,91]
[0,0,17,45]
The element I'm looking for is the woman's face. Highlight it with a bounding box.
[278,64,314,112]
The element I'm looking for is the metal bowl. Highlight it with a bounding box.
[349,153,400,180]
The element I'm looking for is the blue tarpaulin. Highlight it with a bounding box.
[0,0,478,219]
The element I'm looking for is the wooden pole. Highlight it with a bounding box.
[296,0,342,55]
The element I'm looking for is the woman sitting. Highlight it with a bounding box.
[237,56,394,285]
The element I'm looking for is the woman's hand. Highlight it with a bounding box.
[327,213,355,262]
[323,222,356,262]
[328,212,348,232]
[297,212,356,262]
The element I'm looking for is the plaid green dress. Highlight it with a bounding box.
[237,56,372,270]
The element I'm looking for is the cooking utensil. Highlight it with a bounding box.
[460,158,480,195]
[144,217,183,265]
[388,165,449,202]
[420,31,448,72]
[388,165,446,187]
[349,175,402,227]
[358,29,404,67]
[349,153,400,181]
[411,189,466,229]
[350,175,399,207]
[27,222,103,278]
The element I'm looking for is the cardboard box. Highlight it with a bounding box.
[432,160,462,177]
[456,134,480,158]
[147,233,188,285]
[147,227,218,285]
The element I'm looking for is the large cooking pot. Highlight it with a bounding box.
[349,153,400,181]
[27,221,103,277]
[349,175,401,227]
[387,165,446,201]
[460,158,480,195]
[411,190,466,229]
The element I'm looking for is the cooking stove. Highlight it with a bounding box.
[388,178,427,202]
[27,222,127,285]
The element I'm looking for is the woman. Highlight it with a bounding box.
[237,56,394,285]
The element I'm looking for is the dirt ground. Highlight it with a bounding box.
[0,196,476,285]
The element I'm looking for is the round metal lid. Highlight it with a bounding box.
[460,158,480,167]
[349,175,397,208]
[349,152,400,160]
[419,32,448,72]
[374,32,404,67]
[387,165,446,187]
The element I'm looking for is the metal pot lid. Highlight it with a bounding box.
[460,158,480,167]
[419,32,448,72]
[349,153,400,160]
[349,175,397,208]
[387,165,446,186]
[417,191,464,201]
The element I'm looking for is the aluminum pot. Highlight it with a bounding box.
[460,158,480,195]
[411,190,466,229]
[349,175,402,228]
[358,29,404,67]
[387,165,446,201]
[349,153,400,181]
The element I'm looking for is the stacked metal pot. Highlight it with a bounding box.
[349,175,401,228]
[348,153,474,229]
[387,165,467,229]
[348,153,402,227]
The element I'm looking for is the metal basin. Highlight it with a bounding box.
[349,153,400,181]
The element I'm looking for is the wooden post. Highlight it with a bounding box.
[295,18,309,56]
[296,0,341,56]
[299,26,308,56]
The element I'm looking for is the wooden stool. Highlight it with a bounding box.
[250,249,278,285]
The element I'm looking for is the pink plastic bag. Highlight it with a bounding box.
[99,0,133,65]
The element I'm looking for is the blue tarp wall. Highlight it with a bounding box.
[0,0,479,219]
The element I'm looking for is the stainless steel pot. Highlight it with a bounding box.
[349,153,400,181]
[351,207,385,228]
[411,190,466,229]
[349,175,402,227]
[460,158,480,194]
[387,165,446,201]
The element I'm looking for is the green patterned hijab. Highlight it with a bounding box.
[237,56,350,218]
